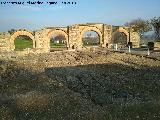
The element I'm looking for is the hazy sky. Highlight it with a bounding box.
[0,0,160,32]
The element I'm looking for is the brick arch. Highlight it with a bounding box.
[47,29,69,48]
[80,27,103,46]
[10,30,35,50]
[112,28,129,44]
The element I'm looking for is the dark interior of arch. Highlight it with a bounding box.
[82,31,100,46]
[113,32,127,45]
[14,35,33,51]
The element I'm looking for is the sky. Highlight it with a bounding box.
[0,0,160,32]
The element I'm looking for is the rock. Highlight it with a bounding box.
[0,64,7,75]
[0,94,13,107]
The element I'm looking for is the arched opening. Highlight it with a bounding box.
[82,31,100,46]
[14,35,33,51]
[50,34,67,52]
[113,32,128,47]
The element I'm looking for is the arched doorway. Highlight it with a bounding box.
[50,34,67,51]
[80,27,102,47]
[112,29,129,48]
[82,31,100,46]
[10,30,35,51]
[14,35,33,51]
[47,30,68,52]
[113,32,127,44]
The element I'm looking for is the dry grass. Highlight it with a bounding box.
[15,91,52,110]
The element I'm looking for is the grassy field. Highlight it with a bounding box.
[82,38,100,46]
[14,37,33,51]
[50,42,66,48]
[14,37,67,51]
[50,43,67,52]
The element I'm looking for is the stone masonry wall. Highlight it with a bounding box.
[0,32,11,52]
[0,23,140,53]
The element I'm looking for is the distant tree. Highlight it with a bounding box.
[54,35,65,41]
[17,35,31,40]
[125,18,151,37]
[51,35,66,44]
[151,17,160,41]
[87,33,91,37]
[33,31,36,35]
[8,29,16,35]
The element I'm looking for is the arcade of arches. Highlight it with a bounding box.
[0,23,140,53]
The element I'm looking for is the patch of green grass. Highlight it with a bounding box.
[15,38,33,51]
[82,38,100,46]
[50,43,66,48]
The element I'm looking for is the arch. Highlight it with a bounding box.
[112,28,129,44]
[10,30,35,41]
[80,27,103,46]
[47,29,69,48]
[10,30,35,50]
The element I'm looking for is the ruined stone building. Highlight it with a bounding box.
[0,23,140,53]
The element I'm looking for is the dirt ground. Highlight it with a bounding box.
[0,50,160,120]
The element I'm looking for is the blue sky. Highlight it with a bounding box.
[0,0,160,32]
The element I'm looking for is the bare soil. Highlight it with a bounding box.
[0,50,160,120]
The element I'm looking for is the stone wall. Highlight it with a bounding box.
[0,23,140,53]
[154,42,160,50]
[103,24,112,47]
[130,32,140,48]
[35,29,49,53]
[69,24,80,49]
[0,32,11,52]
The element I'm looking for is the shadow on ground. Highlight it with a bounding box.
[0,60,160,120]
